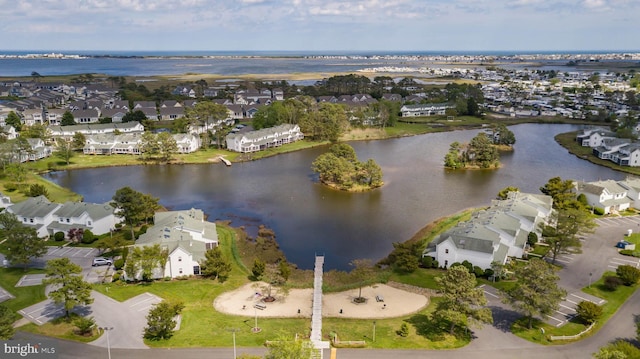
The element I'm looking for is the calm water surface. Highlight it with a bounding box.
[43,124,624,270]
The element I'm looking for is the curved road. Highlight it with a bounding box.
[14,287,639,359]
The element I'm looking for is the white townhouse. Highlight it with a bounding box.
[46,108,66,125]
[619,177,640,209]
[21,138,52,162]
[0,192,12,209]
[611,144,640,167]
[593,138,631,161]
[225,124,304,153]
[574,179,632,214]
[3,126,18,140]
[48,122,145,139]
[128,209,219,280]
[424,192,553,270]
[83,133,142,155]
[400,103,453,117]
[6,196,62,237]
[48,201,123,237]
[575,128,617,147]
[21,108,45,126]
[173,133,201,153]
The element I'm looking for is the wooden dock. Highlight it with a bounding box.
[219,157,232,166]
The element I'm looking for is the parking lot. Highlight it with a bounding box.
[16,273,47,287]
[0,285,15,303]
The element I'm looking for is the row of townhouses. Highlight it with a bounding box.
[576,127,640,167]
[225,124,304,153]
[423,191,554,270]
[5,195,122,238]
[574,178,640,215]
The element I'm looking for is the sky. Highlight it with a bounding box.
[1,0,639,53]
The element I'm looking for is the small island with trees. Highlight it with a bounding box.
[312,143,383,191]
[443,124,515,170]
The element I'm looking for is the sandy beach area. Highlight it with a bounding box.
[214,282,429,319]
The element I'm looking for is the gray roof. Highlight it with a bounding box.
[7,196,60,218]
[138,209,218,249]
[48,121,144,133]
[54,201,115,220]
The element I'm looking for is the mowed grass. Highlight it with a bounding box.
[0,267,47,312]
[511,271,637,345]
[19,314,102,343]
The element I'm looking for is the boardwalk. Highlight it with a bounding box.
[311,255,330,356]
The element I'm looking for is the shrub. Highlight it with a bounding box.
[593,207,604,215]
[122,247,129,260]
[473,266,484,278]
[123,231,133,241]
[81,229,95,244]
[616,265,640,286]
[113,259,125,270]
[527,232,538,247]
[575,301,602,324]
[461,260,473,273]
[421,256,434,268]
[3,182,18,192]
[28,183,49,198]
[54,232,65,242]
[74,316,96,336]
[396,323,409,337]
[484,268,494,278]
[604,275,623,291]
[431,259,439,268]
[111,272,121,282]
[620,249,640,257]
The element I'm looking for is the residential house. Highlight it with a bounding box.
[0,192,11,209]
[22,138,52,162]
[100,108,127,123]
[619,177,640,209]
[159,106,185,121]
[48,122,145,139]
[593,138,630,161]
[575,128,616,147]
[21,108,45,126]
[2,126,18,140]
[226,124,304,153]
[72,108,101,124]
[6,196,62,237]
[83,133,142,155]
[133,101,156,110]
[46,108,66,125]
[423,192,553,270]
[173,134,201,153]
[48,201,123,237]
[129,209,219,279]
[203,88,219,98]
[400,103,453,117]
[272,88,284,100]
[574,180,631,214]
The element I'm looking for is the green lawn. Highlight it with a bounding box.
[388,268,442,290]
[0,267,47,312]
[512,271,638,345]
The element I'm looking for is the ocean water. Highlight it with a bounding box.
[1,49,635,77]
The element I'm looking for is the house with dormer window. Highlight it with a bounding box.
[574,179,631,214]
[127,209,219,279]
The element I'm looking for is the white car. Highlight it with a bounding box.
[92,257,112,267]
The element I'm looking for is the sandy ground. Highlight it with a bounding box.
[214,282,428,319]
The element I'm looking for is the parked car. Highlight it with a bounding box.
[92,257,112,266]
[616,240,631,249]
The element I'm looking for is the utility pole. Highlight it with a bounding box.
[99,327,114,359]
[373,321,376,342]
[226,328,241,359]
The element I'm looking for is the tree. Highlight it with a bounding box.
[200,246,232,282]
[465,133,499,168]
[251,258,266,280]
[28,183,49,198]
[264,334,313,359]
[540,208,596,264]
[125,244,168,281]
[157,132,178,162]
[433,265,492,335]
[61,111,75,126]
[111,187,161,239]
[616,265,640,286]
[72,132,86,150]
[386,241,420,273]
[74,316,96,336]
[5,163,27,182]
[540,176,580,210]
[497,186,519,200]
[1,212,47,270]
[491,124,516,146]
[54,140,75,165]
[278,260,291,282]
[43,258,94,318]
[350,259,374,303]
[140,132,160,160]
[144,300,184,340]
[122,110,147,123]
[0,305,16,339]
[444,142,463,169]
[185,101,229,148]
[575,301,602,324]
[6,111,21,131]
[503,258,566,329]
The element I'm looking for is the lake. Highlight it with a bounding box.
[43,124,624,270]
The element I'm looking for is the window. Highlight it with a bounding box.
[178,257,182,262]
[29,218,34,223]
[444,260,448,267]
[179,268,183,274]
[193,266,200,275]
[66,218,70,223]
[445,249,449,254]
[87,221,92,226]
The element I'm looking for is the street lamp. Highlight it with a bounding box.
[589,272,593,288]
[226,328,241,359]
[99,326,114,359]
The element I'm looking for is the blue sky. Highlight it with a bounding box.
[1,0,638,52]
